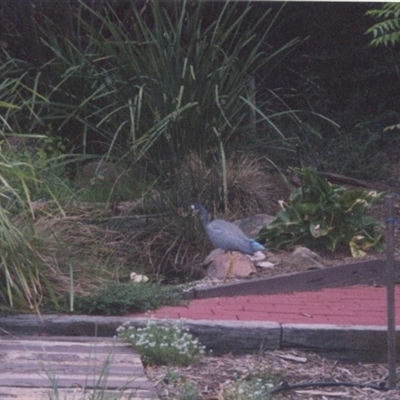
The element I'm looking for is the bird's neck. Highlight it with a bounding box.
[197,206,209,228]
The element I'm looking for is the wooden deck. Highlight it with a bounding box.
[0,336,158,399]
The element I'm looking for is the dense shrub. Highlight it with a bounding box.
[53,281,183,316]
[258,167,385,257]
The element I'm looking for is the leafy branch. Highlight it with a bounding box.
[366,3,400,47]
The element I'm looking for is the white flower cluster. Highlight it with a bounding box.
[116,320,205,366]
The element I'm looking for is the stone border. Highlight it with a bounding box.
[0,314,398,363]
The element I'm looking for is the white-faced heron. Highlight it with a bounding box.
[191,203,265,279]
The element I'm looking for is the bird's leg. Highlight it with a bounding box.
[224,251,235,283]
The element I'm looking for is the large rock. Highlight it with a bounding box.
[233,214,275,238]
[76,160,119,188]
[286,246,323,270]
[205,249,257,279]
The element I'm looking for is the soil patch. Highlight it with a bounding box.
[146,349,398,399]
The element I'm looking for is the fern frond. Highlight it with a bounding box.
[366,3,400,46]
[384,123,400,133]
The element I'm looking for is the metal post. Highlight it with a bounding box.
[385,195,396,389]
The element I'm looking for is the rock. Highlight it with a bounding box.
[130,272,149,282]
[233,214,275,238]
[286,246,323,270]
[249,250,267,262]
[248,251,276,269]
[256,261,275,269]
[205,249,257,279]
[265,253,282,266]
[76,160,119,188]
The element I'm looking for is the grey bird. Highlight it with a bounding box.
[191,203,265,279]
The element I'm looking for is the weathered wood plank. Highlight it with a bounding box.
[0,315,131,337]
[0,336,158,399]
[0,375,153,388]
[179,319,281,355]
[188,259,400,299]
[0,387,154,399]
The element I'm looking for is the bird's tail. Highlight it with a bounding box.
[249,239,265,251]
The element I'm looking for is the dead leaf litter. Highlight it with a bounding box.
[145,349,400,399]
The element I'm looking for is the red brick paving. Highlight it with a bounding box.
[131,285,400,326]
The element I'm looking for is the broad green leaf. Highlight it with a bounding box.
[310,222,330,238]
[263,167,385,257]
[349,240,367,258]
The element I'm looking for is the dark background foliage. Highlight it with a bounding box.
[267,2,400,179]
[1,1,399,182]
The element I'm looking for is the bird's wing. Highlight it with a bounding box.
[207,219,253,253]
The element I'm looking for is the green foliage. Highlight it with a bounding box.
[0,150,60,311]
[0,66,79,206]
[0,136,75,206]
[73,159,151,203]
[0,204,44,310]
[223,375,276,400]
[178,380,202,400]
[366,3,400,47]
[258,168,385,258]
[55,281,183,316]
[0,76,73,311]
[117,320,205,366]
[366,3,400,134]
[159,371,202,400]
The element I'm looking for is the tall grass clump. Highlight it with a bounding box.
[0,153,51,312]
[0,78,72,311]
[0,58,79,206]
[35,1,300,180]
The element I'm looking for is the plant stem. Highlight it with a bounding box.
[214,128,228,212]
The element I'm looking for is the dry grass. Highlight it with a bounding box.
[178,152,272,217]
[28,205,206,295]
[33,215,128,295]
